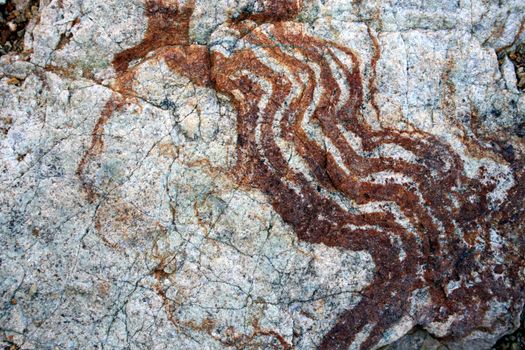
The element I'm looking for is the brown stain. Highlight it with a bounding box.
[97,281,110,296]
[495,19,525,56]
[157,141,179,158]
[112,0,195,78]
[79,1,525,349]
[56,31,72,50]
[367,25,381,123]
[93,196,167,251]
[252,319,292,350]
[76,95,126,202]
[151,258,290,349]
[76,0,199,201]
[162,45,212,87]
[233,0,303,23]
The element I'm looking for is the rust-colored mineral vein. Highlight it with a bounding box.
[77,1,525,349]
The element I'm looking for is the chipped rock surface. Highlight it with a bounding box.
[1,0,525,349]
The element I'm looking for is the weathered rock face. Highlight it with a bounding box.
[1,0,524,349]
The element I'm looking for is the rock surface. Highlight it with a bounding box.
[1,0,524,349]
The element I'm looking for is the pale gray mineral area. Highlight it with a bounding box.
[1,0,524,349]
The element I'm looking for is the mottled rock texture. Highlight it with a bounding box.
[1,0,525,349]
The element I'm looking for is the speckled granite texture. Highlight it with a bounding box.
[1,1,524,349]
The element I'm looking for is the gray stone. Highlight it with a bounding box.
[1,1,524,349]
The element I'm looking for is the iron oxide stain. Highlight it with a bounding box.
[77,1,525,349]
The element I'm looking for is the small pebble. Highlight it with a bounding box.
[7,21,17,31]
